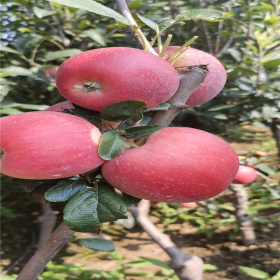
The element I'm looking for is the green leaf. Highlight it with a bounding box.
[136,14,158,31]
[70,104,101,124]
[217,205,235,211]
[239,266,271,279]
[16,35,44,55]
[97,182,128,223]
[82,29,107,46]
[140,257,171,270]
[0,101,48,110]
[1,275,18,280]
[175,9,226,22]
[124,125,162,139]
[145,102,170,112]
[63,183,127,232]
[0,46,21,55]
[64,188,99,232]
[45,178,87,202]
[49,0,130,26]
[122,193,141,207]
[203,112,228,120]
[117,112,143,130]
[203,264,218,271]
[79,238,115,252]
[0,107,22,115]
[237,66,257,76]
[225,49,242,61]
[262,59,280,69]
[44,49,83,61]
[257,164,275,176]
[0,83,10,102]
[206,104,237,111]
[33,7,57,18]
[100,100,147,122]
[0,66,33,77]
[260,3,274,11]
[98,131,129,160]
[272,271,280,280]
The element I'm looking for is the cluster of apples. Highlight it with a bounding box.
[0,46,240,203]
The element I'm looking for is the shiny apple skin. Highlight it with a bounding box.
[233,165,257,184]
[0,111,104,179]
[102,127,239,203]
[56,47,180,111]
[160,47,227,108]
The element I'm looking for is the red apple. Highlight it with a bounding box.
[55,47,180,112]
[0,111,104,179]
[233,165,257,184]
[180,202,198,209]
[159,47,227,108]
[102,127,239,203]
[46,66,59,78]
[45,101,74,112]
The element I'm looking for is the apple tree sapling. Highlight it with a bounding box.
[0,111,104,179]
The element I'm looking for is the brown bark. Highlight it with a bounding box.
[16,222,74,280]
[37,203,57,248]
[130,200,203,280]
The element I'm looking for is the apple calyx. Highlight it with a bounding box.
[75,81,101,92]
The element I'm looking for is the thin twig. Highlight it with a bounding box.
[130,200,204,280]
[216,36,235,58]
[230,183,256,246]
[16,222,74,280]
[48,1,68,47]
[148,66,209,127]
[198,0,213,54]
[115,0,157,55]
[215,20,224,54]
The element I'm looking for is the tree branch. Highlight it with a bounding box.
[16,222,74,280]
[115,0,158,55]
[48,2,68,47]
[230,183,256,246]
[130,200,204,280]
[148,65,208,127]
